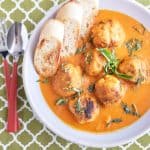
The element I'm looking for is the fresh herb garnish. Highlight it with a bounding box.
[125,39,142,56]
[74,98,84,114]
[106,118,122,127]
[132,24,146,35]
[136,70,145,85]
[88,84,95,93]
[71,88,83,99]
[56,98,68,106]
[64,87,82,95]
[121,101,141,117]
[76,45,86,54]
[97,48,132,80]
[36,78,49,84]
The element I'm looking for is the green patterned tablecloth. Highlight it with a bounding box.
[0,0,150,150]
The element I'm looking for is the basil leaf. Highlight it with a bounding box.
[97,48,132,80]
[97,48,113,61]
[106,118,122,127]
[74,98,84,114]
[88,84,95,93]
[115,70,132,80]
[125,39,142,56]
[56,98,68,106]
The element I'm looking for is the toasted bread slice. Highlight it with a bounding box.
[77,0,99,37]
[56,1,83,57]
[34,19,64,77]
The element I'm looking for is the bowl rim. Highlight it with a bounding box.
[23,0,150,148]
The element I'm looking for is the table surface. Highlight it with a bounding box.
[0,0,150,150]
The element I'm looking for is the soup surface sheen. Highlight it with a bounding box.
[39,10,150,133]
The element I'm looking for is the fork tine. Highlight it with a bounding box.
[0,19,7,50]
[2,20,7,34]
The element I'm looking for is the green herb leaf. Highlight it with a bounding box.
[74,98,84,114]
[97,48,115,61]
[36,78,49,84]
[97,48,132,80]
[115,70,133,80]
[121,101,141,117]
[106,118,122,127]
[136,70,145,85]
[125,39,142,56]
[56,98,68,106]
[88,84,95,93]
[76,45,86,54]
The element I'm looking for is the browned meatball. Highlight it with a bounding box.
[91,19,125,48]
[69,94,99,124]
[119,56,146,83]
[95,75,125,105]
[82,49,106,76]
[52,63,82,97]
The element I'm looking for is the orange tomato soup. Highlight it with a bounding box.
[39,10,150,133]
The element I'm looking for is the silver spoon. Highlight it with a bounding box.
[7,22,28,132]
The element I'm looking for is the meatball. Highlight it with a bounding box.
[69,94,99,124]
[119,56,146,83]
[95,75,125,105]
[52,63,82,97]
[91,19,125,48]
[82,49,106,76]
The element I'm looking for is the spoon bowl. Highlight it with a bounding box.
[7,22,28,58]
[6,22,28,132]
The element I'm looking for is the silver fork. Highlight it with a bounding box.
[0,19,11,128]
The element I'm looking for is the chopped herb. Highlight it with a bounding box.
[125,39,142,56]
[136,70,145,85]
[97,48,132,80]
[121,101,141,117]
[56,98,68,106]
[106,118,122,127]
[132,24,146,35]
[72,88,83,99]
[76,45,86,54]
[64,87,82,94]
[36,78,49,84]
[88,84,95,93]
[74,98,84,114]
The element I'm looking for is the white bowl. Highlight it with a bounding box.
[23,0,150,147]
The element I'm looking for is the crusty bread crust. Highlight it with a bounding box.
[34,19,64,77]
[56,2,83,25]
[56,1,83,57]
[77,0,99,37]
